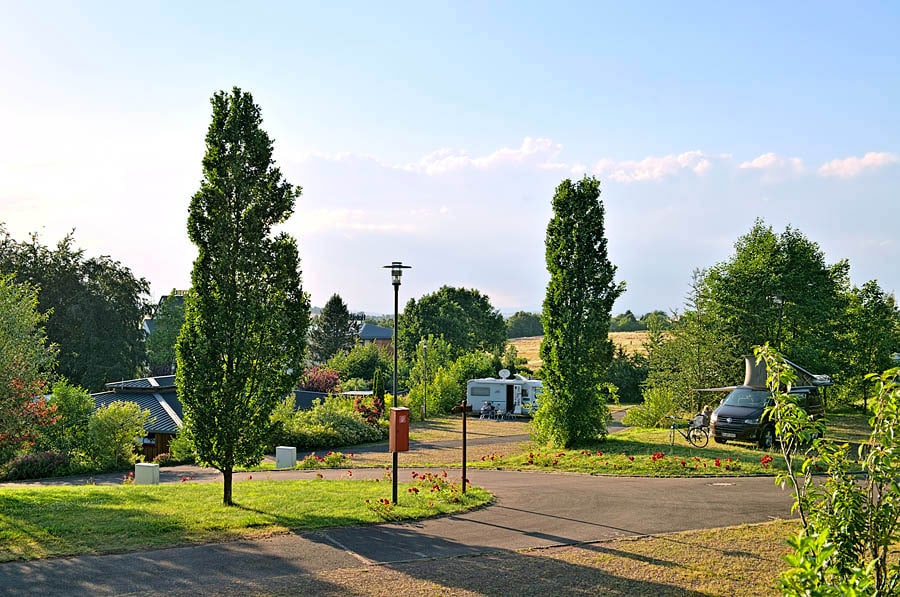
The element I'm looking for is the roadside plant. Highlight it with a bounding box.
[758,345,900,595]
[88,401,152,470]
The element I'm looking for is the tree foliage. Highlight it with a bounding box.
[400,286,506,359]
[88,401,151,469]
[644,272,740,413]
[0,226,150,391]
[506,311,543,339]
[699,219,848,373]
[758,346,900,595]
[834,280,900,409]
[145,291,186,376]
[176,87,310,505]
[327,342,393,388]
[534,176,624,447]
[36,380,94,457]
[308,293,359,362]
[0,275,58,465]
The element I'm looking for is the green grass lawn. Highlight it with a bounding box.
[0,478,491,562]
[824,407,872,444]
[471,427,792,476]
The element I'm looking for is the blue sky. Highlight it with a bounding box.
[2,2,898,316]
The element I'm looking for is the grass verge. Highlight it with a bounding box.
[307,519,797,596]
[0,478,490,562]
[471,427,788,476]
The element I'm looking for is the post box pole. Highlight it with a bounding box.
[392,451,398,504]
[461,400,467,494]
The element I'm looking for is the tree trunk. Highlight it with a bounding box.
[223,466,233,506]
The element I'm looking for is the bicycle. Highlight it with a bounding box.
[667,415,709,448]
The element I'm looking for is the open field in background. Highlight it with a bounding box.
[511,331,650,370]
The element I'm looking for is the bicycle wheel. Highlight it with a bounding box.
[687,426,709,448]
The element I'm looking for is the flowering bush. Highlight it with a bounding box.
[122,471,135,485]
[298,366,340,394]
[760,454,774,468]
[298,450,353,469]
[1,451,70,481]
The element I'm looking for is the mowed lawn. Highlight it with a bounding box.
[0,479,490,561]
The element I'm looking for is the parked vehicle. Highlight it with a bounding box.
[466,370,543,416]
[705,355,831,449]
[710,386,825,448]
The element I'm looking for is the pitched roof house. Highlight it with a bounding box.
[358,322,393,348]
[92,375,183,460]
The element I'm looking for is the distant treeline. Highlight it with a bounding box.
[506,309,671,338]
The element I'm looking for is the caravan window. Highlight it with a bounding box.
[522,389,529,397]
[470,386,491,396]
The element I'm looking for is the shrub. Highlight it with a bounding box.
[2,451,70,481]
[88,401,152,469]
[168,432,197,464]
[298,365,340,393]
[35,380,94,457]
[270,396,387,450]
[622,386,677,428]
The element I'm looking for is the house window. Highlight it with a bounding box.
[470,386,491,396]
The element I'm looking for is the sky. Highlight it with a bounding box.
[1,1,898,316]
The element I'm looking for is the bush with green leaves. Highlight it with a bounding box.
[757,345,900,595]
[622,386,678,428]
[167,431,197,464]
[270,395,387,450]
[327,342,392,387]
[35,380,94,457]
[604,346,648,404]
[88,401,152,469]
[1,451,70,481]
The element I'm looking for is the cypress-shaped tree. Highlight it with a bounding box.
[308,293,358,362]
[176,88,310,505]
[534,176,624,447]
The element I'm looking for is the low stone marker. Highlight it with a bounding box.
[134,462,160,485]
[275,446,297,469]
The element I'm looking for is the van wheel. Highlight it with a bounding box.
[758,426,775,449]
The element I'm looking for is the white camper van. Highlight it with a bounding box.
[466,370,543,417]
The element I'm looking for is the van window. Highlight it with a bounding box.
[470,386,491,397]
[722,388,770,408]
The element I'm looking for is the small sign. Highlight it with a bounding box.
[399,415,407,423]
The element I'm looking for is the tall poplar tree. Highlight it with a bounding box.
[176,88,310,505]
[534,176,624,447]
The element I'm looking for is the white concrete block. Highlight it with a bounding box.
[276,446,297,469]
[134,462,160,485]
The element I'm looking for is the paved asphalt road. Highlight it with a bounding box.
[0,466,794,596]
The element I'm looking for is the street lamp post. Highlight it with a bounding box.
[384,261,410,504]
[422,338,428,421]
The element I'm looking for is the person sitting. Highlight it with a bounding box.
[695,405,712,428]
[480,402,494,419]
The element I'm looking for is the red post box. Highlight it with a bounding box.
[389,407,410,452]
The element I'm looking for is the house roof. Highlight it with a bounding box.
[359,322,393,341]
[93,375,183,435]
[92,389,183,434]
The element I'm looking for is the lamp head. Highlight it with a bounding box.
[383,261,411,286]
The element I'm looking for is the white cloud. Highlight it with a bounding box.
[817,152,899,178]
[739,152,804,173]
[590,150,716,182]
[401,137,563,175]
